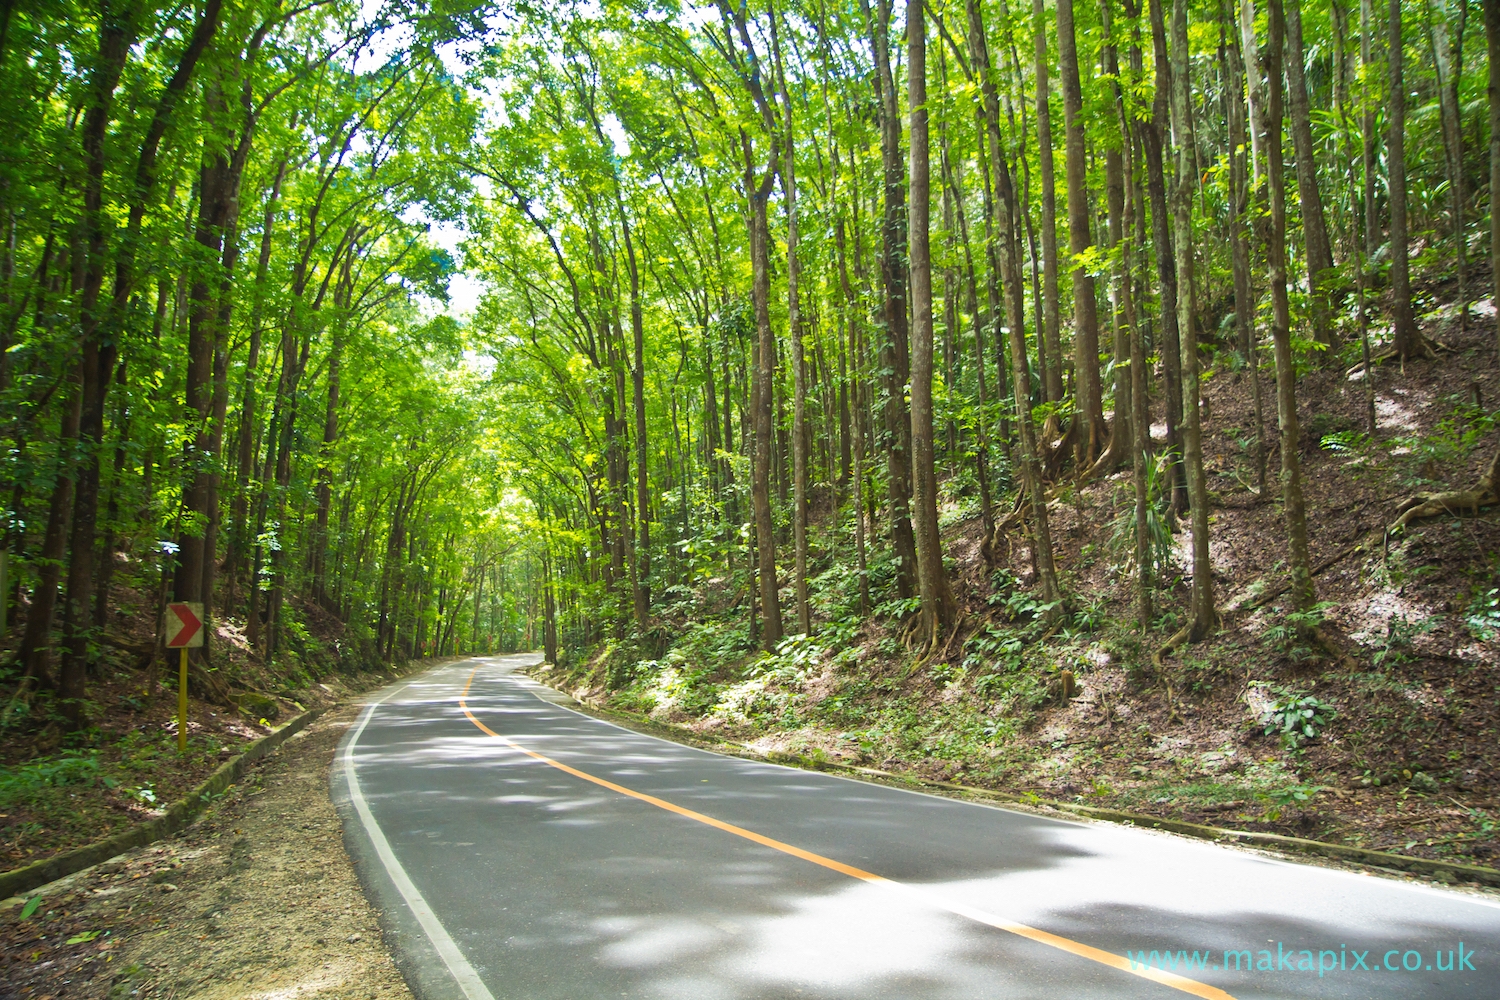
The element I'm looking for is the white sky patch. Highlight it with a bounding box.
[352,20,414,75]
[429,219,487,318]
[678,3,721,30]
[602,113,631,157]
[462,349,498,378]
[398,207,488,321]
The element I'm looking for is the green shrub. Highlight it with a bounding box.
[0,751,101,808]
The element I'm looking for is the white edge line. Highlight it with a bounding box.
[344,677,498,1000]
[493,659,1500,914]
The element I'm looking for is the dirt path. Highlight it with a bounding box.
[0,704,413,1000]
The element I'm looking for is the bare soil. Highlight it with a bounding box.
[0,704,413,1000]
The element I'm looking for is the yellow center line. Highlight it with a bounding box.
[460,667,1237,1000]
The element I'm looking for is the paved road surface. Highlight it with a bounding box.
[332,655,1499,1000]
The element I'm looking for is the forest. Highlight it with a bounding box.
[2,0,1498,871]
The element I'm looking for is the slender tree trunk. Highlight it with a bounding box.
[1284,0,1336,346]
[941,122,995,538]
[1093,0,1132,476]
[835,214,872,615]
[16,385,80,691]
[1428,0,1467,334]
[1387,0,1425,358]
[1267,0,1317,612]
[1032,0,1065,406]
[1121,109,1153,629]
[1359,0,1381,430]
[775,13,812,638]
[622,218,650,630]
[867,0,919,599]
[746,138,783,650]
[1147,0,1187,513]
[970,0,1060,603]
[908,0,953,642]
[1170,0,1215,642]
[312,307,343,610]
[229,162,285,607]
[1226,6,1270,495]
[1057,0,1107,465]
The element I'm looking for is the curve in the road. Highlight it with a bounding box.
[335,655,1498,1000]
[457,666,1234,1000]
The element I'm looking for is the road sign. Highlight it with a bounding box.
[166,602,205,648]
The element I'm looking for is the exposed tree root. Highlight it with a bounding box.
[1388,446,1500,532]
[1152,623,1193,669]
[1081,417,1128,481]
[1040,421,1077,481]
[1345,335,1448,377]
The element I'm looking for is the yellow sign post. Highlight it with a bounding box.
[165,602,205,753]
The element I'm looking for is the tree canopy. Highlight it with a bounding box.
[2,0,1496,726]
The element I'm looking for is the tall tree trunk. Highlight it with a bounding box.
[622,215,650,630]
[1146,0,1187,513]
[229,161,285,607]
[774,12,812,637]
[1226,4,1270,495]
[835,214,872,615]
[1057,0,1107,465]
[1267,0,1317,612]
[312,277,345,612]
[866,0,919,599]
[1170,0,1215,643]
[1126,120,1153,631]
[1092,0,1132,477]
[1387,0,1426,358]
[16,386,80,693]
[1032,0,1065,406]
[1284,0,1336,346]
[908,0,953,642]
[56,4,143,724]
[1359,0,1381,430]
[1428,0,1468,334]
[941,116,995,538]
[747,140,783,650]
[970,0,1060,603]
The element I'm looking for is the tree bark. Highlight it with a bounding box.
[229,161,286,605]
[1428,0,1468,334]
[1226,6,1270,495]
[1386,0,1426,358]
[1146,0,1187,513]
[908,0,954,642]
[1032,0,1065,406]
[747,140,783,650]
[1267,0,1317,612]
[1169,0,1215,643]
[866,0,919,599]
[1284,0,1336,346]
[970,0,1060,604]
[1057,0,1107,465]
[774,10,812,637]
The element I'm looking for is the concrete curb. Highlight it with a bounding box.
[0,707,326,901]
[548,681,1500,890]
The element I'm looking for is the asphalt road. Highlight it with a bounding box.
[332,654,1499,1000]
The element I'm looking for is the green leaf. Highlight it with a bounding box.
[65,929,102,944]
[20,896,42,920]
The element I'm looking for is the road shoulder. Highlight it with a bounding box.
[1,703,414,1000]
